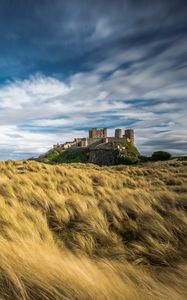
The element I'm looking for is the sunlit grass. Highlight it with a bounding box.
[0,159,186,299]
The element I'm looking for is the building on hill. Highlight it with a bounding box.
[124,129,134,144]
[53,127,135,149]
[89,128,107,138]
[115,128,123,139]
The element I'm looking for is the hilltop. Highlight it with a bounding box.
[40,140,140,165]
[38,127,140,165]
[0,159,186,299]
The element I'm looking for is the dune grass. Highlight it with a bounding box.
[0,159,186,299]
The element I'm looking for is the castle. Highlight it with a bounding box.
[53,128,134,150]
[53,128,134,149]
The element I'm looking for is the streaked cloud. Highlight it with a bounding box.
[0,0,186,159]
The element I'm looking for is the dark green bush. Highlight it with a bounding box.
[151,151,171,161]
[140,155,150,162]
[118,155,139,165]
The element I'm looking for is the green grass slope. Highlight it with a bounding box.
[42,142,140,165]
[45,148,88,163]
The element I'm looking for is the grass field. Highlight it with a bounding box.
[0,159,186,299]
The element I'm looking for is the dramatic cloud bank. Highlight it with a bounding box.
[0,0,186,159]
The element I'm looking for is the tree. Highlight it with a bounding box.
[151,151,171,161]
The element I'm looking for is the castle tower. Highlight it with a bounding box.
[103,128,107,138]
[115,128,123,139]
[125,129,134,144]
[98,129,102,138]
[80,138,88,147]
[89,128,97,138]
[89,128,107,138]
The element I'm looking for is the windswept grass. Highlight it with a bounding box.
[0,159,186,299]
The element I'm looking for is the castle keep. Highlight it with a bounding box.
[89,128,107,138]
[53,127,135,150]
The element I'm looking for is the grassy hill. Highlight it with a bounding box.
[45,148,88,163]
[0,159,186,299]
[42,141,140,165]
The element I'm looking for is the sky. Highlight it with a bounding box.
[0,0,187,160]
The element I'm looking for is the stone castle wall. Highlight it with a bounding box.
[53,127,134,150]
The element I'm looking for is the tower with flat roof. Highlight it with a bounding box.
[125,129,134,144]
[115,128,123,139]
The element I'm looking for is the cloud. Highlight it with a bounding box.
[0,36,187,159]
[0,0,186,159]
[0,0,186,79]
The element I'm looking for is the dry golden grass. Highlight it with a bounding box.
[0,159,186,299]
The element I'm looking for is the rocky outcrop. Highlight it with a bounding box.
[88,149,118,165]
[40,141,140,165]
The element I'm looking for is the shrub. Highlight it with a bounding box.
[118,155,139,165]
[140,155,150,162]
[151,151,171,161]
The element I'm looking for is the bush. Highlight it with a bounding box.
[140,155,150,162]
[118,155,139,165]
[151,151,171,161]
